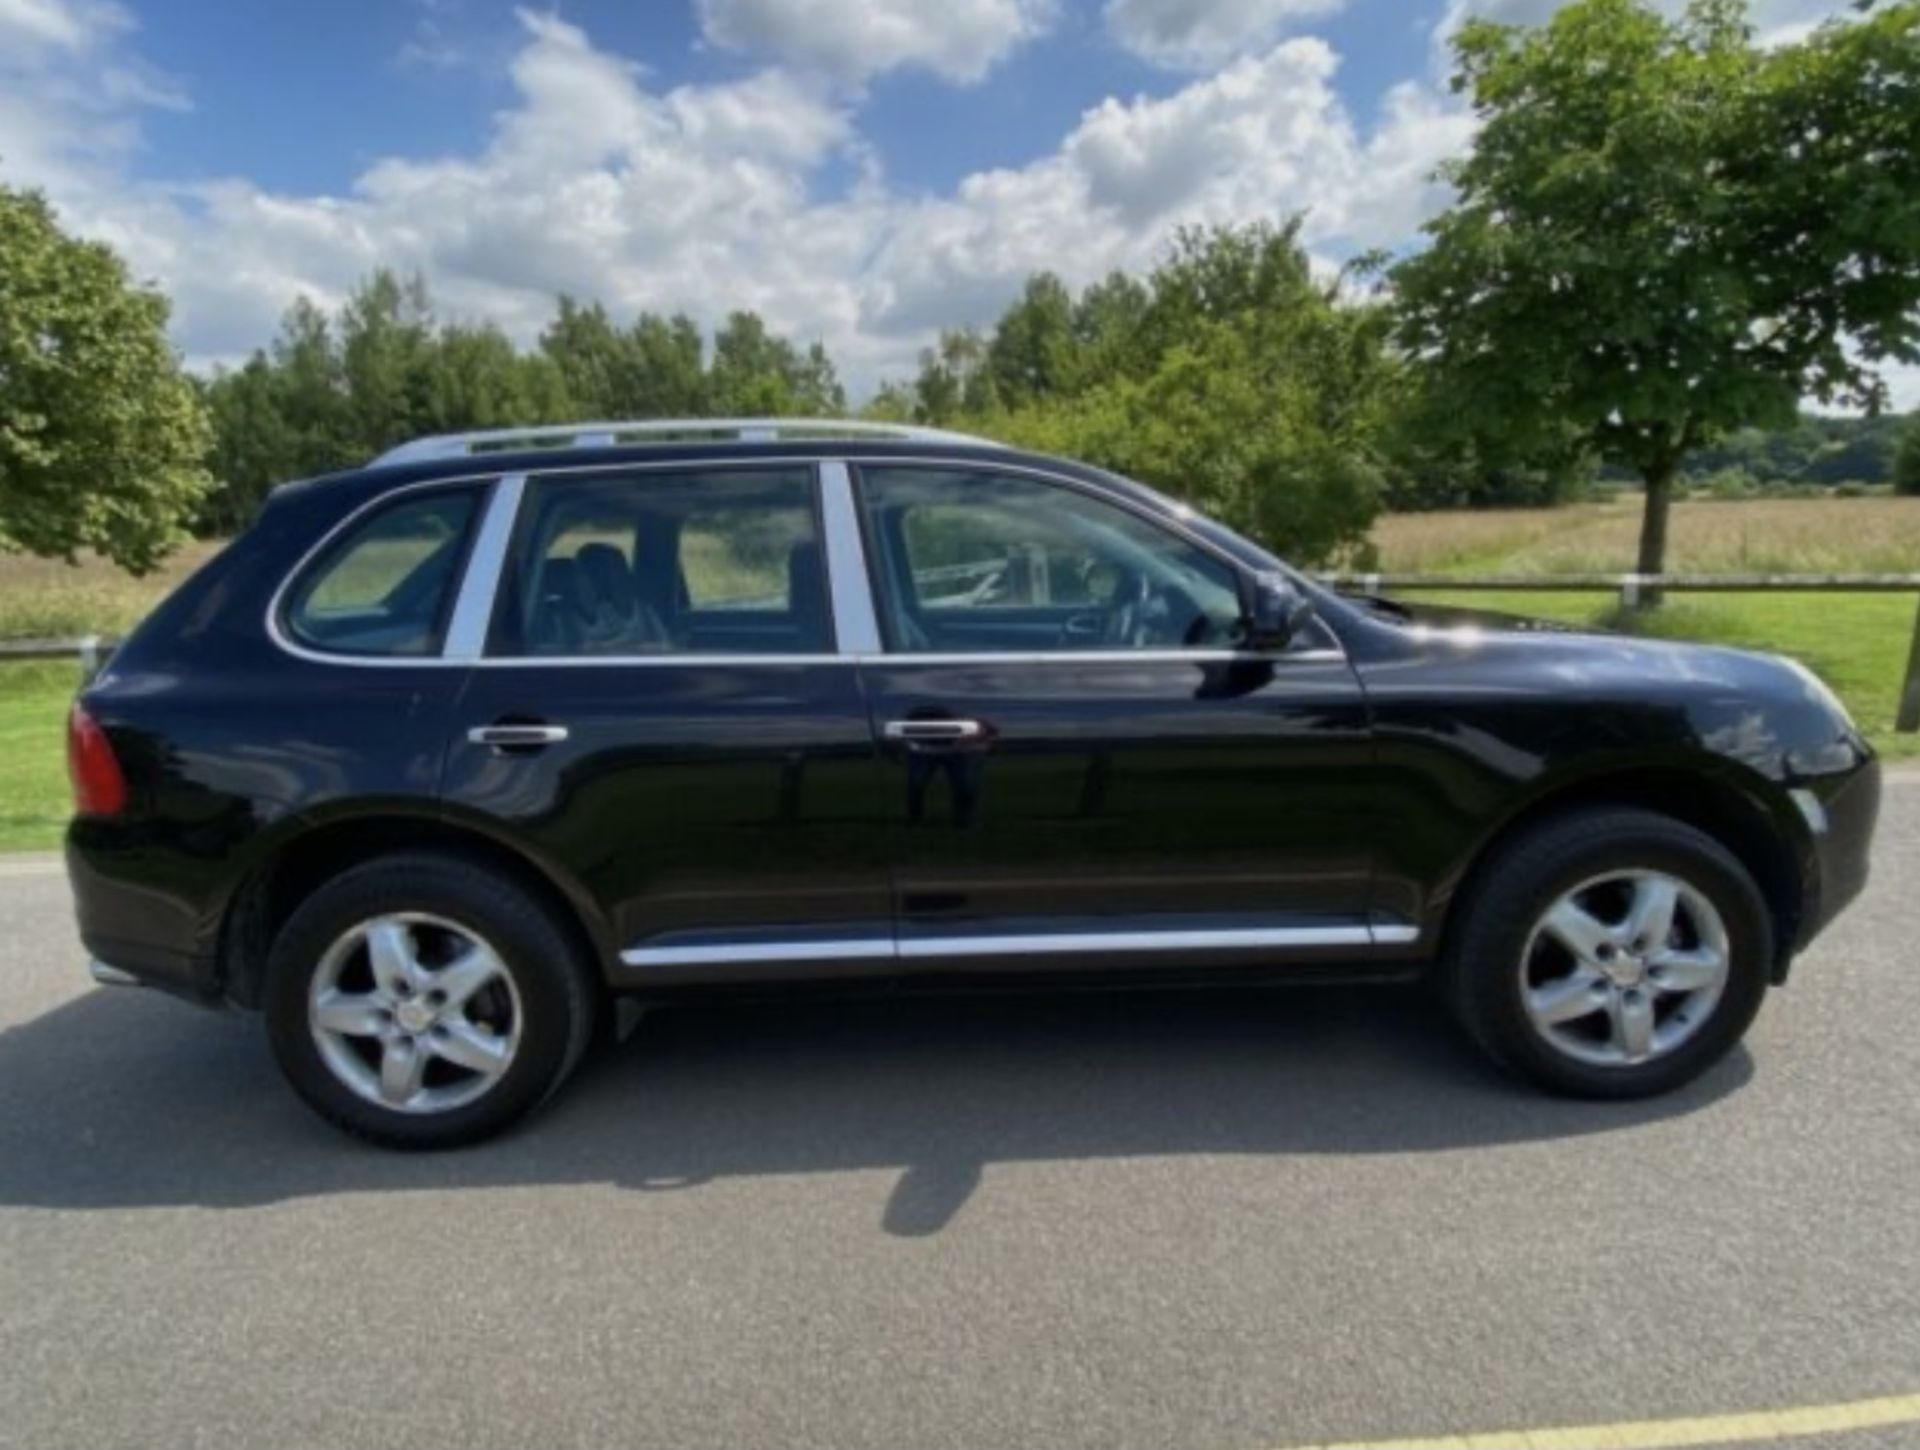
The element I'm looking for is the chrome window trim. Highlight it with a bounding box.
[454,647,1345,669]
[816,460,883,655]
[264,452,1348,671]
[621,921,1418,967]
[442,474,525,661]
[265,474,502,670]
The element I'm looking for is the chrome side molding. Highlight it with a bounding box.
[622,922,1419,968]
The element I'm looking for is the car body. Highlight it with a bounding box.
[65,420,1881,1145]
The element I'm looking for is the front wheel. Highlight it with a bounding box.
[264,852,597,1148]
[1443,809,1773,1098]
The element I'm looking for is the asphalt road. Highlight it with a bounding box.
[3,778,1918,1450]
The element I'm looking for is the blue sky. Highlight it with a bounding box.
[0,0,1874,398]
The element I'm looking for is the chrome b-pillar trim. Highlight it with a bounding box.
[442,473,527,662]
[816,460,883,655]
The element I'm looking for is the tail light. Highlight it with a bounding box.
[68,704,128,817]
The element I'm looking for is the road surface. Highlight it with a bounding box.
[2,776,1917,1449]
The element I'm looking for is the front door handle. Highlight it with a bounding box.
[468,722,569,749]
[883,719,986,744]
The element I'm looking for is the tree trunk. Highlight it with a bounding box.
[1634,463,1675,609]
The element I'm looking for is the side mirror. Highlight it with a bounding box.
[1244,572,1315,650]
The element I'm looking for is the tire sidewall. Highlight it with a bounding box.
[265,857,587,1148]
[1454,816,1772,1098]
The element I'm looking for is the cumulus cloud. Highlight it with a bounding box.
[1105,0,1347,70]
[0,0,130,52]
[7,5,1479,393]
[695,0,1055,84]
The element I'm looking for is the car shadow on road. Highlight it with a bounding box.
[0,981,1751,1232]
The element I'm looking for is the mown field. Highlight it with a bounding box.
[0,493,1914,849]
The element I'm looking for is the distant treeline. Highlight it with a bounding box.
[197,274,845,535]
[200,224,1917,560]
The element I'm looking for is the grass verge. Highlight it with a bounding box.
[0,662,79,852]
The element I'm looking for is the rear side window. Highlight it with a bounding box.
[491,467,827,657]
[283,489,479,657]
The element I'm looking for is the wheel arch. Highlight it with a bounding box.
[219,806,614,1009]
[1430,764,1810,984]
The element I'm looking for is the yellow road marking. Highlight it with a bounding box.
[1282,1392,1920,1450]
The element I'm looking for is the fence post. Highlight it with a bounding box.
[1619,574,1643,612]
[1898,594,1920,735]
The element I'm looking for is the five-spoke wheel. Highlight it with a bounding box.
[266,853,596,1148]
[1444,808,1770,1098]
[1521,870,1730,1067]
[309,913,524,1114]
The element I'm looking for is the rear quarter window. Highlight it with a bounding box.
[282,488,479,657]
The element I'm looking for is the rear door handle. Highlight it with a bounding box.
[883,719,986,743]
[468,723,570,748]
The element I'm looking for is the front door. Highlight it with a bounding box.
[441,461,894,985]
[851,463,1377,975]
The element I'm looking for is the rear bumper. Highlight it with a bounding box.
[67,831,224,1007]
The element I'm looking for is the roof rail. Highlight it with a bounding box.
[372,417,1004,467]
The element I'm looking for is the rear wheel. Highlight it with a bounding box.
[1443,809,1772,1098]
[264,853,597,1148]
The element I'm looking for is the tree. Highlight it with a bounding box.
[913,330,997,424]
[340,271,435,455]
[0,185,210,571]
[1896,419,1920,496]
[539,297,630,417]
[202,356,299,534]
[994,224,1396,565]
[988,273,1078,407]
[1392,0,1920,596]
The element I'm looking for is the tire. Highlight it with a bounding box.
[264,851,599,1148]
[1442,808,1772,1099]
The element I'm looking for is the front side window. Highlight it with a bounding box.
[492,468,828,657]
[858,467,1245,654]
[284,488,479,657]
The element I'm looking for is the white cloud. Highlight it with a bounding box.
[695,0,1055,84]
[867,39,1469,335]
[0,0,183,199]
[0,0,128,52]
[1105,0,1346,70]
[7,6,1469,395]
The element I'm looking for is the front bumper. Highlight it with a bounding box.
[1794,755,1881,953]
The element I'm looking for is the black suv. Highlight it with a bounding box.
[66,421,1880,1147]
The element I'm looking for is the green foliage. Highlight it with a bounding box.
[201,274,844,529]
[1896,418,1920,496]
[886,222,1396,564]
[1392,0,1920,576]
[0,185,211,573]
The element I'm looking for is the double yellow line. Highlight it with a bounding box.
[1282,1391,1920,1450]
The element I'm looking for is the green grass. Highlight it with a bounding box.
[0,662,79,852]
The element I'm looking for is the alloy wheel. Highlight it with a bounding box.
[308,912,523,1114]
[1518,870,1731,1068]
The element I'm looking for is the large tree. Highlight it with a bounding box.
[0,185,210,572]
[1393,0,1920,592]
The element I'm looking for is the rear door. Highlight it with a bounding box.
[440,462,895,985]
[850,462,1381,976]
